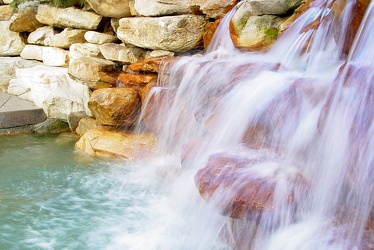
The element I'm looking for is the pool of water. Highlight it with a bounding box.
[0,134,160,249]
[0,133,230,250]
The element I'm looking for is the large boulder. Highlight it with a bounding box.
[68,57,120,89]
[0,21,26,56]
[7,64,91,119]
[230,14,285,51]
[0,57,40,92]
[131,0,191,16]
[85,0,131,18]
[117,15,207,52]
[88,87,141,127]
[35,4,102,30]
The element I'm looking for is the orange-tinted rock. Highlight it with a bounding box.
[75,116,113,136]
[194,151,309,221]
[332,0,370,55]
[117,73,157,88]
[203,19,221,51]
[129,56,170,73]
[88,88,141,127]
[75,128,157,160]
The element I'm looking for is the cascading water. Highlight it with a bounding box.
[136,0,373,249]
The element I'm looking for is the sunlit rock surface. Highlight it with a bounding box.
[131,0,191,16]
[85,0,131,18]
[35,4,102,30]
[9,3,43,32]
[190,0,238,18]
[69,43,103,64]
[0,21,26,56]
[99,43,146,64]
[88,87,141,127]
[117,15,207,52]
[68,57,120,89]
[75,128,158,160]
[84,31,118,45]
[7,64,91,119]
[0,5,14,21]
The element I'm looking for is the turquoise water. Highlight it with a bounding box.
[0,133,164,250]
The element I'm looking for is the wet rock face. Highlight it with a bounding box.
[194,151,309,222]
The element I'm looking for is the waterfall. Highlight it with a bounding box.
[137,0,373,249]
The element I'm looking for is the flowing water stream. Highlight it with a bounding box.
[1,0,373,249]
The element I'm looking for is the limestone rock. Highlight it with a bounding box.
[75,128,158,160]
[36,4,102,30]
[84,31,118,45]
[88,87,141,127]
[7,64,91,119]
[85,0,131,18]
[145,50,174,58]
[0,5,14,21]
[69,43,103,64]
[230,14,285,51]
[132,0,191,16]
[9,5,43,32]
[27,26,56,45]
[20,44,44,61]
[42,47,69,67]
[44,28,87,49]
[0,21,26,56]
[0,57,41,92]
[68,57,120,89]
[100,43,146,64]
[75,116,112,136]
[117,15,207,52]
[190,0,238,18]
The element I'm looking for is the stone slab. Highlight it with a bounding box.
[0,92,46,128]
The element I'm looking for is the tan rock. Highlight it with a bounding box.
[69,43,103,64]
[117,15,207,52]
[132,0,191,16]
[230,14,285,51]
[9,6,43,32]
[75,128,158,160]
[145,50,174,58]
[85,0,131,18]
[75,117,112,136]
[238,0,303,16]
[84,31,118,45]
[190,0,238,18]
[20,44,44,61]
[0,20,26,56]
[68,57,120,89]
[36,4,102,30]
[100,43,146,64]
[88,87,141,126]
[27,26,56,45]
[0,5,14,21]
[44,28,87,49]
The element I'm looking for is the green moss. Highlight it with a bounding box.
[264,27,279,41]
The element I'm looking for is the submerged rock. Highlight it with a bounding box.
[194,151,309,221]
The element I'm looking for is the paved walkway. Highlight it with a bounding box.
[0,92,46,129]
